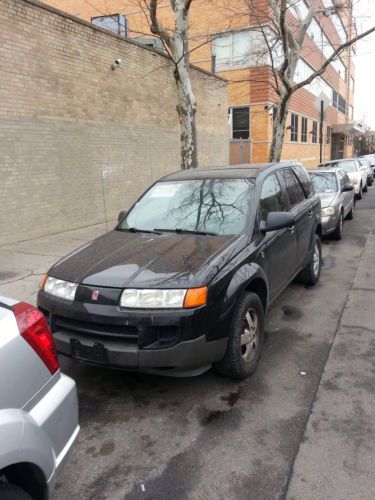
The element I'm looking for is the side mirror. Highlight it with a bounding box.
[342,184,354,192]
[118,210,127,223]
[260,211,295,233]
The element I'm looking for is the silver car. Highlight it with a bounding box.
[309,169,355,240]
[358,158,374,186]
[318,158,368,199]
[0,296,79,499]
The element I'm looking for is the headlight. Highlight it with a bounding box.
[321,207,335,217]
[44,276,78,301]
[120,287,207,309]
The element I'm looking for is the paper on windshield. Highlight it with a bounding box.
[150,183,180,198]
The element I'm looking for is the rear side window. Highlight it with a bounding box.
[259,174,286,221]
[280,168,305,208]
[292,165,312,198]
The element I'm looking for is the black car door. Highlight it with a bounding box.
[255,172,298,301]
[279,167,314,270]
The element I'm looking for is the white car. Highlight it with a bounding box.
[0,296,79,499]
[318,159,368,199]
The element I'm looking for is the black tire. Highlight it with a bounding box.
[357,185,363,200]
[0,482,32,500]
[214,292,264,380]
[346,201,355,220]
[363,182,368,193]
[298,235,322,286]
[332,211,343,240]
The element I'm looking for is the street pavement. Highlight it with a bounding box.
[1,188,375,500]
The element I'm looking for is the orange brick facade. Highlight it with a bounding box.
[46,0,357,168]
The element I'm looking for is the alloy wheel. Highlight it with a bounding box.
[313,242,320,276]
[241,308,259,363]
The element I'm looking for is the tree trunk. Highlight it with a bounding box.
[268,93,291,162]
[175,66,198,170]
[173,0,198,169]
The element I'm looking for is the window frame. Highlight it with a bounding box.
[301,117,308,142]
[290,113,299,142]
[229,106,250,140]
[312,121,318,144]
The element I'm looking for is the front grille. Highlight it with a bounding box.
[52,315,138,342]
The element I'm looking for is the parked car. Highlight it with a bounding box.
[309,169,355,240]
[37,163,322,380]
[358,158,374,186]
[360,154,375,176]
[0,297,79,500]
[318,158,368,199]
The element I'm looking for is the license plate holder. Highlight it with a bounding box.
[70,338,108,364]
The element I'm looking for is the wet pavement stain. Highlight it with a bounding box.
[99,440,115,456]
[281,305,303,321]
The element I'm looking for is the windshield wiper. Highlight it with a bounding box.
[154,228,218,236]
[117,227,162,235]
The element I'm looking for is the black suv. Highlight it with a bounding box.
[38,163,321,379]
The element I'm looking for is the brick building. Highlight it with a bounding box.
[0,0,228,245]
[45,0,361,168]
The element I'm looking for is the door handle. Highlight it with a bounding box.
[308,209,313,216]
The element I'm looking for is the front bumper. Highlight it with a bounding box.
[37,290,228,377]
[321,214,338,235]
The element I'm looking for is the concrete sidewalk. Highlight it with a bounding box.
[287,217,375,500]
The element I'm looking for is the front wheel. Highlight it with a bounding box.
[298,235,322,286]
[214,292,264,379]
[363,182,368,193]
[357,185,363,200]
[346,201,355,220]
[332,211,343,240]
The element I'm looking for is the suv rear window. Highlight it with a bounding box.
[280,168,305,207]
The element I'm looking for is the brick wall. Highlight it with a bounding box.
[0,0,229,245]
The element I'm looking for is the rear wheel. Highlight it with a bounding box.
[0,482,32,500]
[363,182,368,193]
[298,235,322,286]
[214,292,264,379]
[332,211,344,240]
[357,184,363,200]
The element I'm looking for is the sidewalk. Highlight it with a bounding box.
[287,216,375,500]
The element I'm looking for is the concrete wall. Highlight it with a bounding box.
[0,0,228,245]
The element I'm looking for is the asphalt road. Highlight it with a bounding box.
[46,187,374,500]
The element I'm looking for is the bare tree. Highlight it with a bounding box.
[244,0,375,162]
[147,0,198,170]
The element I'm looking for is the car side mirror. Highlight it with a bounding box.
[260,212,296,233]
[342,184,354,192]
[118,210,127,223]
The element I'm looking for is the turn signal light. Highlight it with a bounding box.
[184,287,207,308]
[40,274,47,290]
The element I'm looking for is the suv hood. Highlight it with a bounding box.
[317,192,339,208]
[49,230,241,289]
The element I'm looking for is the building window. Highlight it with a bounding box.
[212,31,251,70]
[301,117,308,142]
[312,121,318,143]
[230,107,250,139]
[326,125,331,144]
[91,14,128,37]
[350,105,354,119]
[338,95,346,114]
[350,77,355,92]
[290,113,298,142]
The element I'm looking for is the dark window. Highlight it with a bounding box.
[312,121,318,143]
[91,14,128,37]
[292,165,312,198]
[326,125,332,144]
[280,168,306,207]
[333,90,338,108]
[301,117,308,142]
[232,107,250,139]
[338,95,346,114]
[259,174,286,221]
[291,113,298,142]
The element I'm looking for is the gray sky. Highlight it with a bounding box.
[353,0,375,129]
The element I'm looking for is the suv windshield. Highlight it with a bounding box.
[310,172,338,193]
[319,161,357,173]
[119,178,255,236]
